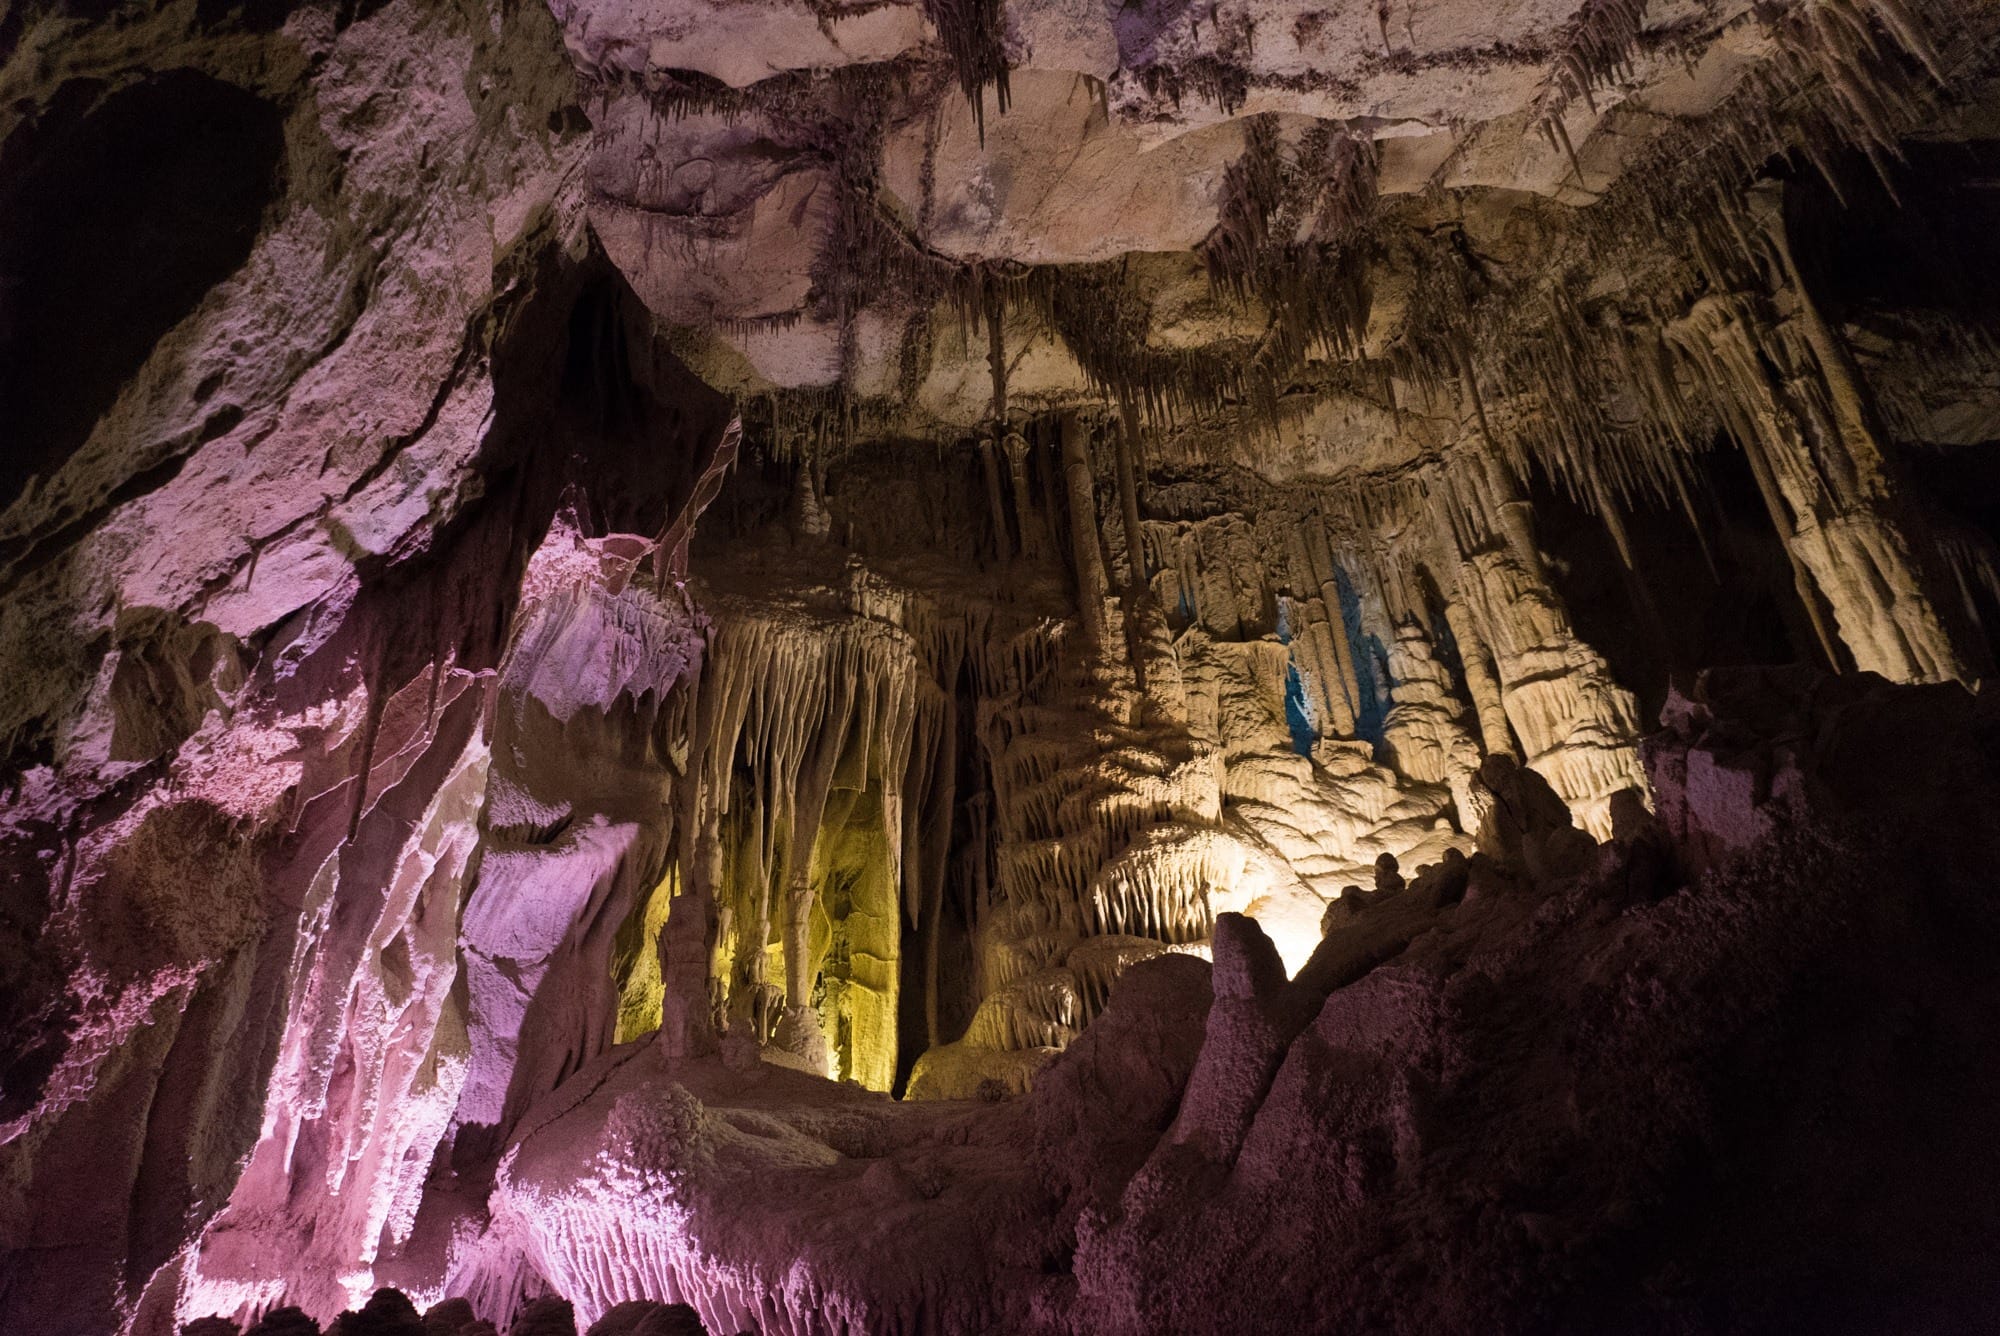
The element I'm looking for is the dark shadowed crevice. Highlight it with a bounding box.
[1528,447,1822,725]
[1784,141,2000,330]
[556,269,736,539]
[194,0,300,33]
[0,72,284,516]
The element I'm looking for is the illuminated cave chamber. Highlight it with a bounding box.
[8,0,2000,1332]
[592,406,1649,1103]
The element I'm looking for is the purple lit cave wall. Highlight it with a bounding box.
[6,0,2000,1332]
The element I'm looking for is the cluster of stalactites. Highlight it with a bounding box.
[616,571,1080,1088]
[684,611,940,1080]
[1061,0,1982,585]
[629,0,1991,501]
[1379,0,1991,689]
[1435,0,1972,480]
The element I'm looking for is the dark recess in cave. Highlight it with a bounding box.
[556,271,735,540]
[1784,140,2000,325]
[193,0,296,34]
[0,72,285,515]
[1529,444,1827,725]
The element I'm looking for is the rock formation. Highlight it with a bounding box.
[5,0,2000,1328]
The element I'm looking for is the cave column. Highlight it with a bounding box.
[685,684,737,1037]
[657,831,720,1060]
[1114,400,1154,693]
[1283,523,1355,742]
[1004,430,1049,562]
[1441,595,1514,760]
[1478,453,1551,586]
[979,437,1013,562]
[1114,402,1150,595]
[1301,518,1364,738]
[774,704,851,1075]
[1278,534,1326,735]
[1679,291,1972,685]
[1444,465,1647,838]
[1427,485,1516,761]
[1059,412,1112,646]
[1750,181,1892,485]
[1760,181,1979,684]
[981,274,1018,564]
[919,689,959,1050]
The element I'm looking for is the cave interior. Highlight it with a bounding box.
[6,0,2000,1331]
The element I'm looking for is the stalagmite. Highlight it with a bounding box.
[654,887,718,1060]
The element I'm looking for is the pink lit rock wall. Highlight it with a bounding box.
[0,4,732,1305]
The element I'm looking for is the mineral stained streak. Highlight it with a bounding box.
[5,0,2000,1329]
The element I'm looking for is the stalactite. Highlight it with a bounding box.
[922,0,1010,141]
[1531,0,1652,139]
[1029,263,1261,433]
